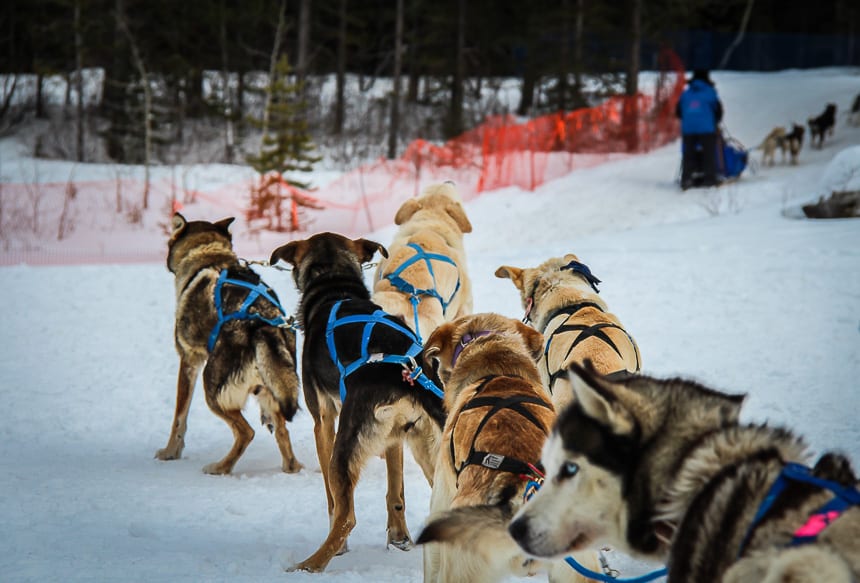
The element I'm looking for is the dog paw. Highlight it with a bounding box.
[287,560,326,573]
[154,447,181,461]
[202,462,232,475]
[281,459,304,474]
[387,535,413,551]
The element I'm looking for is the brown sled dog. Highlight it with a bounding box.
[270,232,445,572]
[417,313,597,583]
[510,363,860,582]
[155,213,302,475]
[495,254,641,412]
[372,181,474,343]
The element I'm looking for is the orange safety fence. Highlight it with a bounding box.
[0,49,684,266]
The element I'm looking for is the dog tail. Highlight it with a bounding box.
[417,503,518,550]
[254,330,300,422]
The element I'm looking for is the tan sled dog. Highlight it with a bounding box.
[758,126,787,166]
[495,254,641,412]
[156,214,302,474]
[417,313,596,583]
[373,182,473,343]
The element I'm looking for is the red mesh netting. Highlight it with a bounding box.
[0,50,684,265]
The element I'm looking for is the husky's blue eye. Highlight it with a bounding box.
[559,461,579,479]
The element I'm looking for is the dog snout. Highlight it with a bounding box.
[508,516,531,547]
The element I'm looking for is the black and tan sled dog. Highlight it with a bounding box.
[155,213,302,475]
[510,363,860,582]
[416,312,596,583]
[270,232,445,572]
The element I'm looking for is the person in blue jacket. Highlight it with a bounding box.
[675,69,723,189]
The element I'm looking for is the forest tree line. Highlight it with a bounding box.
[0,0,857,168]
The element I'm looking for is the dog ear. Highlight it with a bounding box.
[214,217,235,240]
[423,322,456,384]
[171,213,187,236]
[445,201,472,233]
[494,265,525,291]
[394,199,421,225]
[270,240,306,267]
[352,238,388,262]
[214,217,235,232]
[562,253,580,264]
[568,362,637,436]
[514,320,544,361]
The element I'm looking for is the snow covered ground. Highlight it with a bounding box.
[1,68,859,582]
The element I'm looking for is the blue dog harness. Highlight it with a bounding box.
[383,242,460,343]
[207,269,294,353]
[739,461,860,556]
[325,299,443,402]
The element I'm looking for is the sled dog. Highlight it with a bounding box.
[495,254,641,412]
[509,363,860,582]
[417,312,596,583]
[758,126,787,166]
[156,213,302,475]
[270,232,445,572]
[372,181,474,343]
[784,123,805,165]
[808,103,837,148]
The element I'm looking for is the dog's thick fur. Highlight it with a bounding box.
[270,232,445,572]
[509,363,860,582]
[372,182,473,342]
[495,254,641,412]
[758,126,787,167]
[809,103,837,148]
[156,213,302,475]
[416,313,597,583]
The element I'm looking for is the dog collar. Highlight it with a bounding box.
[560,260,601,293]
[451,330,494,367]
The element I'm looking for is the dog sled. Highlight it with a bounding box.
[678,125,749,188]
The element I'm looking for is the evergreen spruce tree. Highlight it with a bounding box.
[246,54,321,232]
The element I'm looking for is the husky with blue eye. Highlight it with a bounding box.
[509,363,860,583]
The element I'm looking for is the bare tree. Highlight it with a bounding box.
[74,0,85,163]
[262,0,288,139]
[623,0,642,151]
[719,0,755,69]
[296,0,311,84]
[573,0,585,104]
[117,8,152,210]
[333,0,347,134]
[388,0,404,159]
[219,0,235,163]
[447,0,466,137]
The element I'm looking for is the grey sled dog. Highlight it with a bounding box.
[509,363,860,582]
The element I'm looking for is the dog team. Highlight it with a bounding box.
[157,181,859,582]
[757,94,860,167]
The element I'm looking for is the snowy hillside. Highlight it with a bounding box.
[1,68,859,582]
